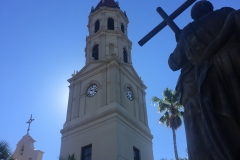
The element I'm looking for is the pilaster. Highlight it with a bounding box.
[100,32,106,59]
[66,84,74,121]
[101,67,107,106]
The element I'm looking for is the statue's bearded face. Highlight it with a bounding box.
[191,1,214,20]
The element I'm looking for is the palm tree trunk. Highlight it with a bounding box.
[172,128,179,160]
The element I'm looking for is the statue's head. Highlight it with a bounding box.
[191,0,213,20]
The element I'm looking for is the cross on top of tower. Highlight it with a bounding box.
[26,114,35,135]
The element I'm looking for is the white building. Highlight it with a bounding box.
[59,0,154,159]
[12,135,44,160]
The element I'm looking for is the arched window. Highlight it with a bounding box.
[121,23,125,33]
[92,45,99,60]
[107,18,114,30]
[94,20,100,33]
[123,48,128,63]
[20,146,24,155]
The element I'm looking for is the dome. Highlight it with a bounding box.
[93,0,119,11]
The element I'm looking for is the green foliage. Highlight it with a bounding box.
[152,88,184,160]
[152,88,183,130]
[67,154,76,160]
[0,140,15,160]
[59,153,76,160]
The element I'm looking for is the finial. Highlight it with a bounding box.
[72,70,78,77]
[116,1,119,6]
[26,114,35,135]
[91,6,94,11]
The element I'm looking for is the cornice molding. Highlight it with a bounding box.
[89,7,128,23]
[87,29,130,42]
[68,57,146,90]
[119,64,147,89]
[61,105,153,140]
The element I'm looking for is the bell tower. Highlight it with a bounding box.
[60,1,154,160]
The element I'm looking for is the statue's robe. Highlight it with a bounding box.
[169,7,240,160]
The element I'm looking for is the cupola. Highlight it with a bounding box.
[85,0,131,64]
[93,0,119,11]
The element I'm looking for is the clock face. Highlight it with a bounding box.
[126,87,134,101]
[86,84,98,97]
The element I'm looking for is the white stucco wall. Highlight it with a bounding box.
[12,135,44,160]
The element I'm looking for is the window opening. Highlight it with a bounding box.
[121,23,125,33]
[133,147,140,160]
[94,20,100,33]
[123,48,128,63]
[20,146,24,155]
[92,45,99,60]
[81,145,92,160]
[107,18,114,30]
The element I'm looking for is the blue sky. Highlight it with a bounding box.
[0,0,239,160]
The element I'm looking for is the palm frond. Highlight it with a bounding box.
[9,157,15,160]
[152,96,161,102]
[170,115,182,130]
[172,90,179,103]
[166,117,170,127]
[0,141,12,160]
[159,111,169,125]
[163,88,173,103]
[180,111,184,117]
[154,88,184,129]
[157,99,170,112]
[174,103,183,109]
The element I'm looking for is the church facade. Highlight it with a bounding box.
[12,135,44,160]
[59,0,154,159]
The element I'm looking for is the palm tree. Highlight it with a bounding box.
[0,141,15,160]
[152,88,183,160]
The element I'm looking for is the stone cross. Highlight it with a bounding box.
[26,114,35,135]
[138,0,196,46]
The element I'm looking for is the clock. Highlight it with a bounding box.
[126,87,134,101]
[86,84,98,97]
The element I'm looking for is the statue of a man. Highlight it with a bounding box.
[169,1,240,159]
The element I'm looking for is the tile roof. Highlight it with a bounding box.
[91,0,127,17]
[95,0,119,10]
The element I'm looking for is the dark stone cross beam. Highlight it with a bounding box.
[138,0,196,46]
[26,114,35,135]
